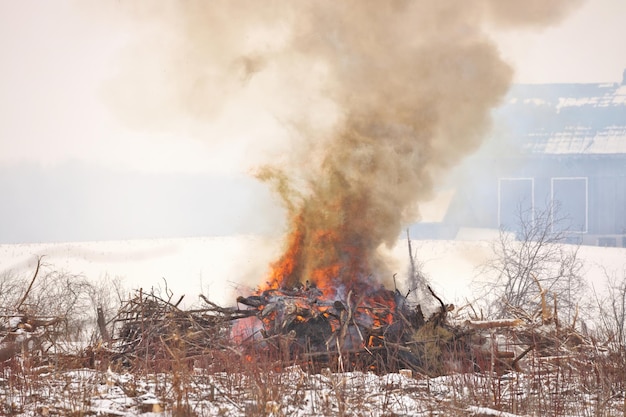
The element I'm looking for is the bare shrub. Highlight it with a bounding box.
[591,267,626,409]
[594,267,626,350]
[0,257,124,353]
[479,202,585,322]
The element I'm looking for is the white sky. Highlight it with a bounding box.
[1,0,625,175]
[494,0,626,85]
[0,0,625,242]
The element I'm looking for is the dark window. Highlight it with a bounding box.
[551,177,587,233]
[498,178,533,233]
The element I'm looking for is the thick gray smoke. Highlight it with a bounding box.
[104,0,584,290]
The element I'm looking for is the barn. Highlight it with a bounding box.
[413,71,626,247]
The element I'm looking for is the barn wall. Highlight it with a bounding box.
[425,154,626,246]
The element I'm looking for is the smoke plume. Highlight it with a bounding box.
[105,0,584,291]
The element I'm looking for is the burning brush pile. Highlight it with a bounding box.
[234,278,432,373]
[99,268,463,376]
[235,281,466,375]
[95,264,595,378]
[0,251,598,379]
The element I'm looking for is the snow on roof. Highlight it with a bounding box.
[498,82,626,155]
[525,126,626,155]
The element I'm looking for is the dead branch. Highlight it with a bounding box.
[16,255,43,311]
[428,285,446,313]
[463,319,523,330]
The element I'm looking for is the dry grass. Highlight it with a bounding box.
[1,323,624,416]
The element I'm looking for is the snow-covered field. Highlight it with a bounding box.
[5,365,621,417]
[0,235,281,307]
[2,234,626,416]
[1,233,625,308]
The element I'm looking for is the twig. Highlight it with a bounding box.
[174,295,185,308]
[511,344,534,370]
[427,285,446,312]
[16,255,43,311]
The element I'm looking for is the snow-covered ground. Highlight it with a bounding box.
[3,363,623,416]
[2,234,625,417]
[0,235,280,307]
[1,232,625,308]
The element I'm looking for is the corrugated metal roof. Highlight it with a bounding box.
[497,83,626,155]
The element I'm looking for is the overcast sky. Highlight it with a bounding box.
[1,0,625,244]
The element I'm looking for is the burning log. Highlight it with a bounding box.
[233,281,454,374]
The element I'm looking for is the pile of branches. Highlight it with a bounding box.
[235,284,451,374]
[90,278,600,377]
[104,289,253,370]
[100,284,454,374]
[1,261,601,378]
[476,279,599,373]
[233,281,602,376]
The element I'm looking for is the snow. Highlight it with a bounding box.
[1,234,624,308]
[0,235,282,307]
[467,406,530,417]
[8,316,23,328]
[0,367,542,416]
[555,85,626,109]
[535,128,626,154]
[503,82,626,156]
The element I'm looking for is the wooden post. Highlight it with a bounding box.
[97,307,111,344]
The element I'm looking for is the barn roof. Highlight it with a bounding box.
[497,81,626,155]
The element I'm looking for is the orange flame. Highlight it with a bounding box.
[263,214,306,291]
[260,208,377,300]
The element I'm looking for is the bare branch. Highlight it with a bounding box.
[16,255,43,311]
